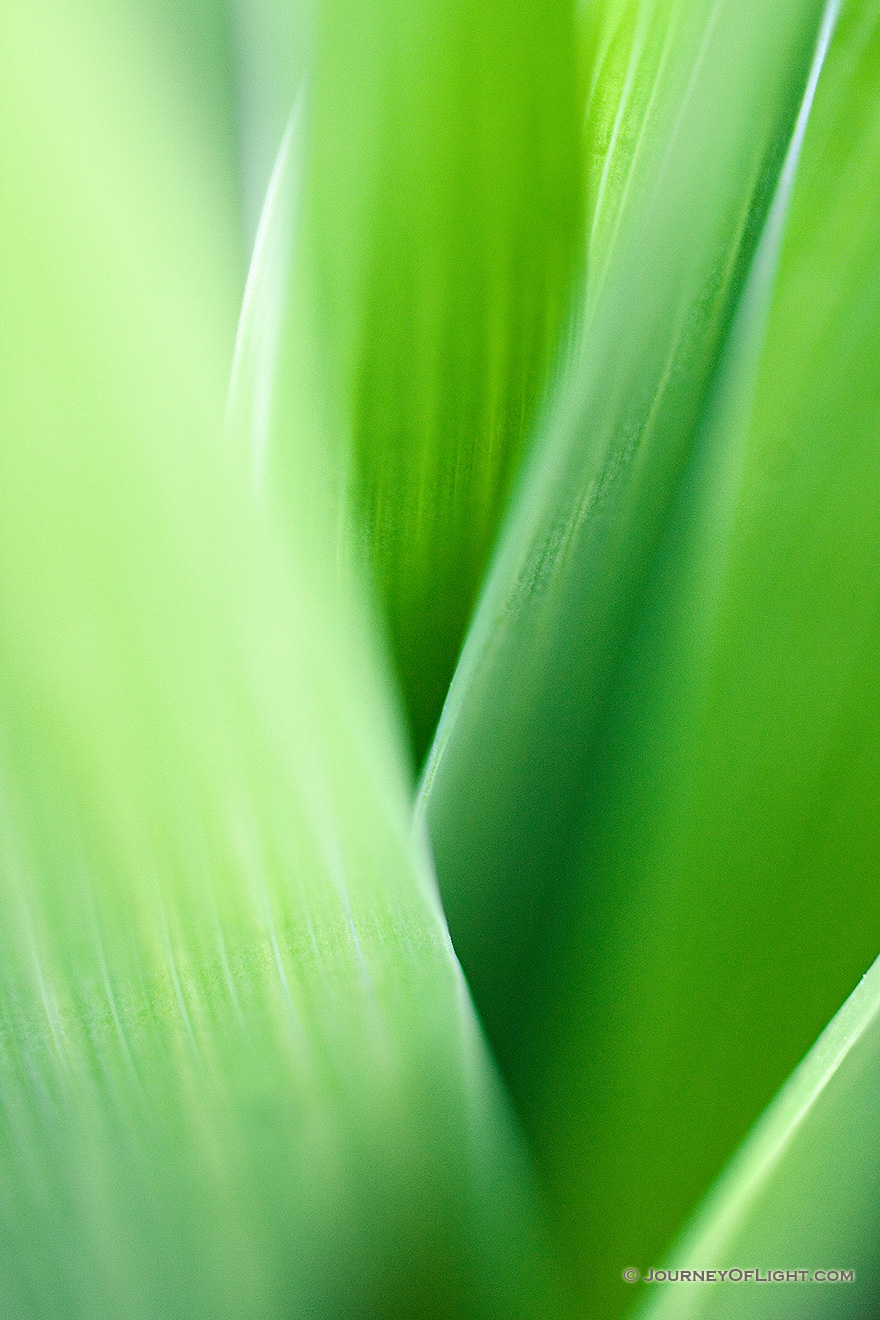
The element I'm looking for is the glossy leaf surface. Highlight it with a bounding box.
[421,0,880,1313]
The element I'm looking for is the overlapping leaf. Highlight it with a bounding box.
[517,3,880,1313]
[637,954,880,1319]
[4,0,879,1316]
[421,0,825,1045]
[418,0,880,1314]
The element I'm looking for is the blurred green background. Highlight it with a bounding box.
[0,0,878,1317]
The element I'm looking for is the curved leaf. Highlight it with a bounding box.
[421,0,824,1056]
[419,0,866,1312]
[518,4,880,1311]
[263,0,584,761]
[635,954,880,1319]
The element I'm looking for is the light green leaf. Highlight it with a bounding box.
[263,0,584,761]
[0,5,567,1315]
[635,953,880,1319]
[421,0,824,1048]
[420,0,880,1312]
[516,2,880,1312]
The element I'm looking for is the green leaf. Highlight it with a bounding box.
[268,0,584,762]
[635,953,880,1319]
[515,2,880,1311]
[419,0,880,1312]
[421,0,825,1051]
[0,6,567,1316]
